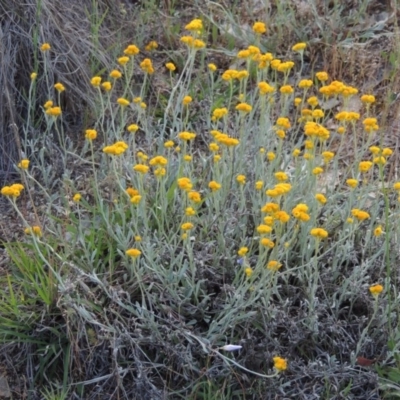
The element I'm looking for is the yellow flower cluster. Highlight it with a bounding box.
[266,183,291,198]
[1,183,24,197]
[103,141,128,156]
[351,209,370,221]
[292,204,310,222]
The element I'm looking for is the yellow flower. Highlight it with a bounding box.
[315,193,327,204]
[212,107,228,121]
[182,96,192,105]
[208,63,217,72]
[267,260,282,271]
[316,71,329,82]
[124,44,139,56]
[30,72,37,80]
[346,178,358,188]
[252,22,267,34]
[137,151,148,162]
[1,184,24,198]
[185,18,203,31]
[85,129,97,140]
[362,117,379,132]
[280,85,294,94]
[24,226,42,237]
[164,140,174,148]
[298,79,313,89]
[359,161,373,173]
[263,216,275,225]
[135,235,142,242]
[373,156,386,165]
[292,42,306,52]
[149,156,168,166]
[214,155,221,163]
[18,159,29,170]
[90,76,102,87]
[267,152,276,161]
[256,224,272,234]
[181,222,194,231]
[393,182,400,191]
[294,97,302,107]
[178,131,196,141]
[54,83,65,92]
[140,58,154,74]
[235,103,252,113]
[118,56,130,66]
[117,98,130,107]
[307,96,319,108]
[273,356,287,372]
[130,195,142,204]
[347,218,354,224]
[274,171,289,181]
[133,164,149,174]
[238,247,248,256]
[322,151,334,163]
[103,141,128,156]
[40,43,51,51]
[110,69,122,79]
[165,62,176,71]
[133,97,141,103]
[337,126,346,134]
[126,188,139,197]
[361,94,375,104]
[209,142,219,152]
[73,193,81,202]
[258,82,275,95]
[188,191,201,203]
[255,181,263,190]
[185,207,196,216]
[351,209,370,221]
[44,100,53,109]
[292,148,301,157]
[274,211,290,223]
[244,267,253,278]
[374,225,383,237]
[310,228,328,239]
[369,284,383,298]
[312,167,323,175]
[101,81,112,91]
[127,124,139,133]
[276,117,291,130]
[177,177,193,191]
[126,248,141,258]
[154,167,166,177]
[236,175,246,185]
[183,155,192,162]
[260,238,275,248]
[382,148,393,157]
[208,181,221,192]
[262,202,280,214]
[145,41,158,51]
[45,107,62,117]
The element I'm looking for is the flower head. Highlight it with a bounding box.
[238,247,248,257]
[292,42,306,52]
[369,284,383,298]
[18,159,30,170]
[310,228,328,239]
[124,44,139,56]
[253,22,267,34]
[73,193,81,202]
[273,356,287,372]
[40,43,51,52]
[126,248,141,258]
[166,62,176,71]
[85,129,97,140]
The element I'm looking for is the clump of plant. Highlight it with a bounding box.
[0,17,397,398]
